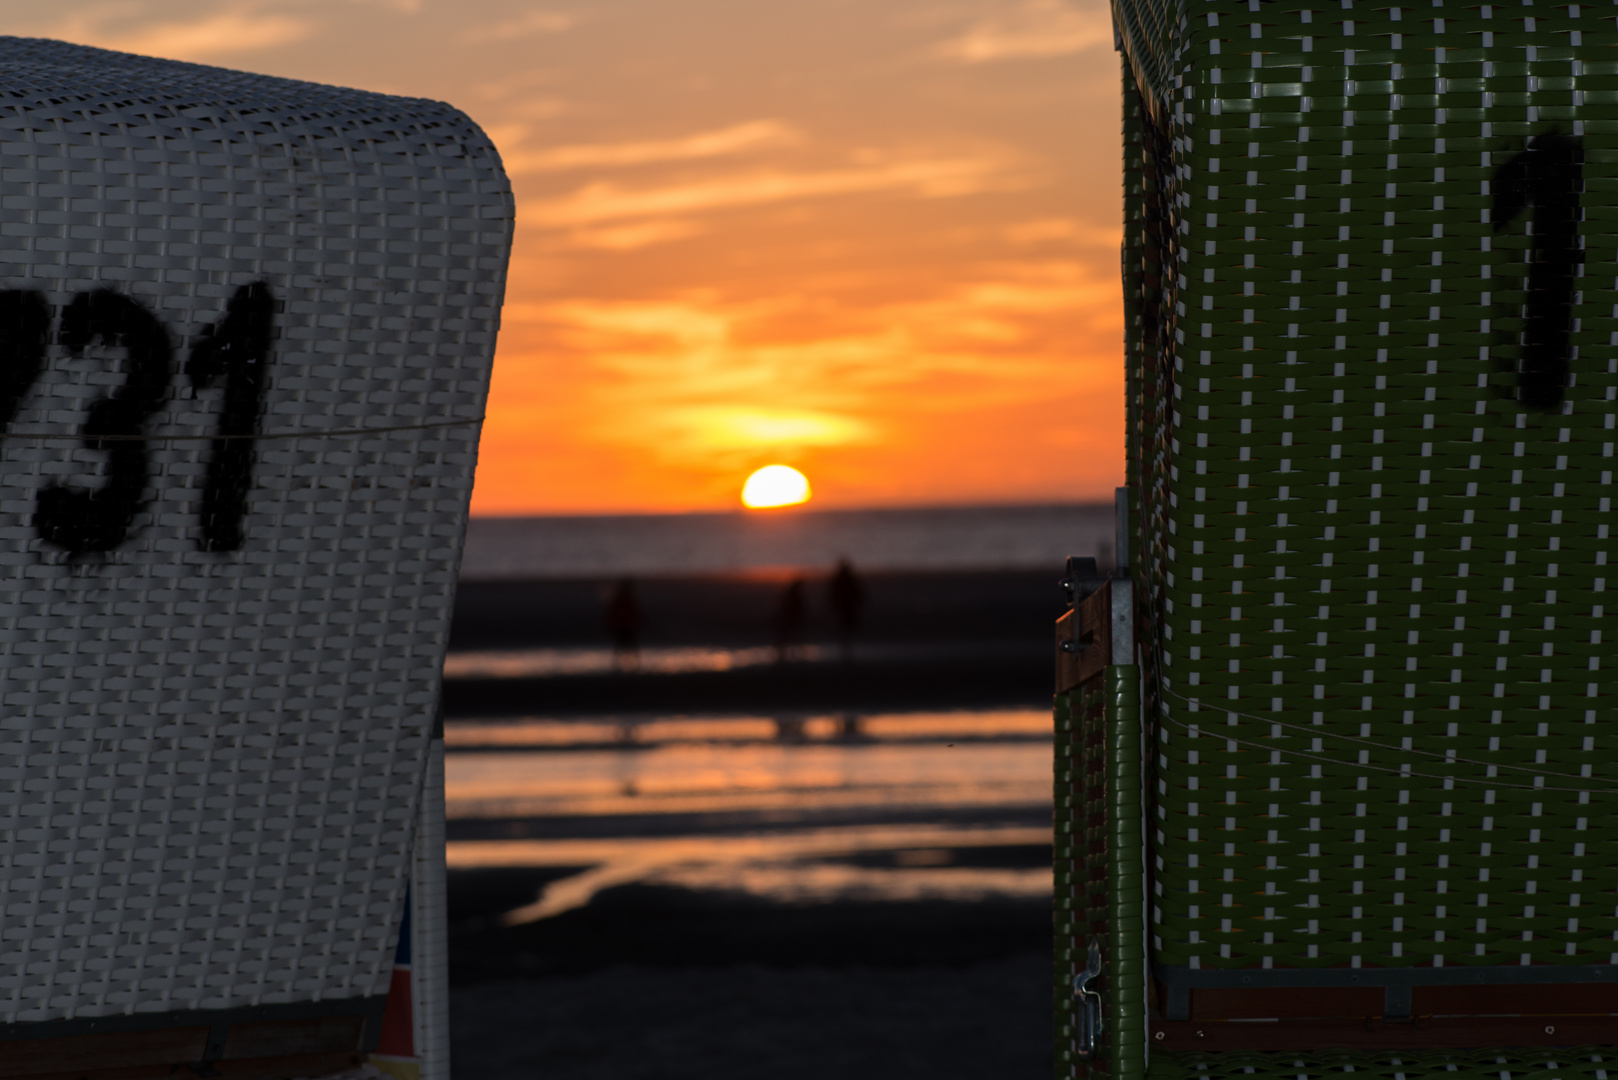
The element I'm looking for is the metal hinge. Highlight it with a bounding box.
[1073,938,1104,1059]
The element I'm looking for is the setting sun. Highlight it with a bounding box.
[741,465,811,509]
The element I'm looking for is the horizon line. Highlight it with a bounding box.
[468,498,1116,522]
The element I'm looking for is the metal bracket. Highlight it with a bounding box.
[1061,556,1101,603]
[1111,574,1134,667]
[1060,629,1096,654]
[1073,938,1104,1059]
[1060,556,1103,655]
[187,1023,230,1076]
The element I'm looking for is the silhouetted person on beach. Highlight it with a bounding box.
[827,557,865,661]
[774,577,807,663]
[605,578,641,670]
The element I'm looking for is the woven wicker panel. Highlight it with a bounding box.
[1058,666,1149,1080]
[1149,1047,1618,1080]
[1116,3,1618,973]
[1056,684,1104,1078]
[0,39,510,1022]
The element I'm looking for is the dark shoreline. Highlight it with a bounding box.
[442,648,1049,716]
[448,568,1068,651]
[444,568,1065,717]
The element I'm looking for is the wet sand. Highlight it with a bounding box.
[442,742,1058,1079]
[442,568,1059,1077]
[451,956,1051,1080]
[448,881,1051,1079]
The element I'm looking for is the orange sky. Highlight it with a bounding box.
[12,0,1126,514]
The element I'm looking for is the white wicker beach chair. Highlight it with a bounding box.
[0,39,511,1080]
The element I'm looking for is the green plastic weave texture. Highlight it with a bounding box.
[1108,665,1148,1080]
[1116,0,1618,975]
[1148,1047,1618,1080]
[1057,666,1148,1080]
[1056,686,1089,1074]
[1058,680,1110,1078]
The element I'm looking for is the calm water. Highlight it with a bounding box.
[459,502,1114,580]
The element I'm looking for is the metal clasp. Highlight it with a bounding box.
[1073,938,1104,1059]
[1061,628,1096,654]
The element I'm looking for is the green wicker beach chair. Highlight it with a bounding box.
[1056,3,1618,1079]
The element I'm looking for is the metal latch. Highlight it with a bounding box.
[1061,556,1101,604]
[1073,938,1103,1059]
[1061,628,1096,654]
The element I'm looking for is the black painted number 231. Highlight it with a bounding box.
[0,283,273,555]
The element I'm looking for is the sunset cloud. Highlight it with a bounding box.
[49,10,313,60]
[568,219,707,251]
[527,260,1115,438]
[936,0,1113,63]
[459,9,575,44]
[526,154,1031,228]
[1004,218,1122,247]
[500,120,798,176]
[668,407,874,452]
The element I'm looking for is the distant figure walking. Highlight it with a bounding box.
[774,577,807,663]
[605,578,642,671]
[827,557,865,661]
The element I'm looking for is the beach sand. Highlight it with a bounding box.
[451,957,1050,1079]
[448,881,1052,1079]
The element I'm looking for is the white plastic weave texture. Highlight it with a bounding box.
[0,38,511,1023]
[411,738,449,1080]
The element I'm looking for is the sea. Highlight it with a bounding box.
[458,501,1116,580]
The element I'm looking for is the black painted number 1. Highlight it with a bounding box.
[1492,132,1583,411]
[0,283,273,555]
[188,283,275,553]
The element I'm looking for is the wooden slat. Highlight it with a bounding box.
[212,1051,362,1077]
[1150,1013,1618,1052]
[0,1015,369,1079]
[222,1016,365,1059]
[10,1068,194,1080]
[17,1052,362,1080]
[1172,982,1618,1023]
[1055,581,1111,694]
[1055,609,1078,693]
[1190,986,1384,1021]
[0,1028,208,1076]
[1416,983,1618,1016]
